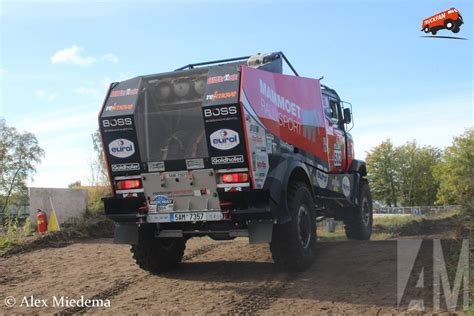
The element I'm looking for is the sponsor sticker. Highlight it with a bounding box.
[203,105,238,121]
[105,103,134,111]
[210,129,240,150]
[334,143,342,167]
[110,88,139,98]
[108,139,135,158]
[342,176,351,197]
[186,158,204,170]
[148,161,165,172]
[205,91,237,101]
[151,195,174,212]
[111,163,140,172]
[211,155,244,165]
[101,117,134,133]
[316,169,329,189]
[207,74,239,84]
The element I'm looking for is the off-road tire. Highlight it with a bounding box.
[270,182,317,271]
[452,27,460,33]
[130,226,186,273]
[344,180,373,240]
[423,26,430,33]
[431,29,437,35]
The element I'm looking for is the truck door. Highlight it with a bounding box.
[323,95,347,173]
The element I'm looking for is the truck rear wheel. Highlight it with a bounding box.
[270,182,317,271]
[344,180,373,240]
[130,226,186,273]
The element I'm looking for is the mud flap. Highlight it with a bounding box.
[114,223,139,245]
[248,220,273,244]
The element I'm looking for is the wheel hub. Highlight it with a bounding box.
[297,205,312,249]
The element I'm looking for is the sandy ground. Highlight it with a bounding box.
[0,229,468,315]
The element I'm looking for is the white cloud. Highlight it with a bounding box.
[35,89,58,102]
[50,45,119,66]
[50,45,97,66]
[101,53,119,64]
[75,86,99,96]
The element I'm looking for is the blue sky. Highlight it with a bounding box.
[0,0,472,188]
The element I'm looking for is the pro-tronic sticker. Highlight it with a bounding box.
[108,139,135,158]
[210,129,240,150]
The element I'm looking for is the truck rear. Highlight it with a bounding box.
[99,52,373,272]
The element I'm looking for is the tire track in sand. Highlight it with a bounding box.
[59,242,223,314]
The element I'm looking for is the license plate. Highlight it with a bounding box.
[147,211,223,223]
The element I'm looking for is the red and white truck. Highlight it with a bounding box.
[422,8,463,35]
[99,52,373,272]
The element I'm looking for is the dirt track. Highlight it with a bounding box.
[0,228,466,314]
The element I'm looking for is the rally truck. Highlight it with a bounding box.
[99,52,373,272]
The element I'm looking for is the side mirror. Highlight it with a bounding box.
[343,108,352,124]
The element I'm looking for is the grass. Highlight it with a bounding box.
[0,211,114,257]
[317,208,461,242]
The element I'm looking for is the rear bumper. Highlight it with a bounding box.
[103,191,272,224]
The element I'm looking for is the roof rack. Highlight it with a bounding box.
[175,51,299,76]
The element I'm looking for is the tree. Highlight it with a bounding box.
[89,130,109,186]
[397,142,440,206]
[434,128,474,213]
[0,119,44,221]
[366,139,400,206]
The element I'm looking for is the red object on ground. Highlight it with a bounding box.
[36,210,48,234]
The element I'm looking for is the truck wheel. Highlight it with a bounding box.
[423,26,430,33]
[130,226,186,273]
[445,20,455,30]
[270,182,317,271]
[452,27,460,33]
[431,30,437,35]
[344,180,372,240]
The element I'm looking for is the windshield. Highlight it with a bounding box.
[135,69,209,162]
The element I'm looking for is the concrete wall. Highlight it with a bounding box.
[28,187,88,225]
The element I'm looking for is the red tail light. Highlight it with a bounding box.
[116,179,142,190]
[221,173,249,183]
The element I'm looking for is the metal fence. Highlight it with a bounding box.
[373,205,458,216]
[1,204,30,225]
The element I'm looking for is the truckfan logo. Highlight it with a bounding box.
[421,8,464,37]
[210,129,240,150]
[108,139,135,158]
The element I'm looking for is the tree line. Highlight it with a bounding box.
[366,128,473,212]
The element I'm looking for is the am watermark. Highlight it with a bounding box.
[397,239,469,312]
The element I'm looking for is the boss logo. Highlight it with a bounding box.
[102,118,132,128]
[204,106,237,118]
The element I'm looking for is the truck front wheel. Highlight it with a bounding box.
[130,226,186,273]
[344,180,373,240]
[270,182,317,271]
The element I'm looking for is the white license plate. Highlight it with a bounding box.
[147,211,223,223]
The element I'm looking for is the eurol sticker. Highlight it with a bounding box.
[210,129,240,150]
[109,139,135,158]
